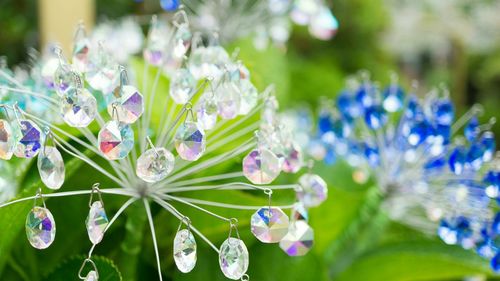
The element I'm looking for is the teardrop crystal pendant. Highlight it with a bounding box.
[54,63,81,96]
[172,23,192,59]
[14,120,42,158]
[0,119,16,160]
[251,207,290,243]
[238,80,258,115]
[173,229,197,273]
[86,201,109,244]
[60,88,97,127]
[170,69,196,104]
[98,121,134,160]
[26,206,56,249]
[38,146,65,190]
[279,220,314,256]
[217,82,241,120]
[174,121,206,161]
[107,85,144,124]
[86,46,118,94]
[72,25,90,73]
[196,93,218,130]
[41,57,59,89]
[297,174,328,207]
[144,17,169,66]
[282,144,303,173]
[136,147,175,183]
[84,271,98,281]
[243,148,282,184]
[219,238,249,280]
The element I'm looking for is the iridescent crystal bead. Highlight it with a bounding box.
[14,120,41,158]
[238,80,258,115]
[172,24,191,59]
[173,229,197,273]
[26,206,56,249]
[41,57,59,89]
[61,88,97,127]
[297,174,328,207]
[219,238,249,280]
[86,201,109,244]
[54,63,81,96]
[291,202,309,222]
[38,146,65,190]
[144,21,169,66]
[174,121,206,161]
[251,207,290,243]
[86,49,118,94]
[84,271,98,281]
[136,147,174,183]
[107,85,144,124]
[243,148,282,184]
[279,220,314,256]
[170,69,196,104]
[189,46,229,80]
[0,119,16,160]
[309,6,339,40]
[72,32,90,73]
[281,143,303,173]
[196,93,218,130]
[98,121,134,160]
[217,82,241,120]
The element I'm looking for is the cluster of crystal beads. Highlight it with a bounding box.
[219,238,249,280]
[173,229,197,273]
[86,201,109,244]
[297,173,328,207]
[98,121,134,160]
[0,119,16,160]
[189,46,230,80]
[37,146,65,190]
[26,206,56,249]
[60,88,97,127]
[243,148,282,184]
[106,85,144,124]
[174,121,206,161]
[136,147,175,183]
[251,207,290,243]
[279,220,314,256]
[15,120,42,158]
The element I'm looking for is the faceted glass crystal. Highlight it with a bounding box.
[37,146,65,190]
[0,119,16,160]
[136,147,175,183]
[61,88,97,127]
[196,93,218,130]
[172,24,192,59]
[251,207,290,243]
[15,120,42,158]
[243,148,281,184]
[297,174,328,207]
[189,46,230,80]
[217,82,241,120]
[72,30,90,73]
[219,238,249,280]
[173,229,197,273]
[41,57,59,89]
[86,48,118,93]
[98,121,134,160]
[174,121,206,161]
[281,143,303,173]
[26,206,56,249]
[107,85,144,124]
[84,271,98,281]
[291,202,309,222]
[170,69,196,104]
[238,80,258,115]
[54,63,81,96]
[144,21,170,66]
[86,201,109,244]
[279,220,314,256]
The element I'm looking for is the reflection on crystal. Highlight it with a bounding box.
[0,119,16,160]
[61,88,97,127]
[281,143,303,173]
[54,63,81,96]
[297,173,328,207]
[136,147,174,183]
[279,220,314,256]
[243,148,281,184]
[170,69,196,104]
[291,202,309,222]
[72,29,90,73]
[38,146,65,190]
[189,46,230,80]
[14,120,41,158]
[219,238,249,280]
[175,121,206,161]
[98,121,134,160]
[26,206,56,249]
[144,20,170,66]
[251,207,290,243]
[107,85,144,124]
[86,48,118,93]
[217,82,241,120]
[309,7,339,40]
[196,93,218,130]
[173,229,197,273]
[86,201,109,244]
[238,80,258,115]
[172,24,191,59]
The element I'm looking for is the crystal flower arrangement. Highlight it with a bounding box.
[0,11,328,281]
[309,73,499,271]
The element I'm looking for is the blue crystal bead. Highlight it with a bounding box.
[492,252,500,272]
[355,83,375,108]
[382,85,404,112]
[14,120,41,158]
[364,144,380,167]
[448,147,466,175]
[160,0,180,11]
[438,216,472,246]
[481,132,496,161]
[492,213,500,235]
[364,105,387,130]
[433,99,454,126]
[425,157,445,170]
[464,116,479,142]
[404,96,423,119]
[404,120,429,147]
[337,91,360,120]
[466,142,484,171]
[318,113,333,134]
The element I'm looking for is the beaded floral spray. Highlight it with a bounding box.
[0,11,327,281]
[310,73,500,271]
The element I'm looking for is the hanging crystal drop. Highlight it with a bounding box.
[172,23,192,59]
[195,93,218,130]
[243,148,282,184]
[84,271,98,281]
[175,121,206,161]
[136,147,175,183]
[297,173,328,207]
[308,6,339,40]
[189,46,229,80]
[37,146,65,190]
[217,82,241,120]
[251,207,290,243]
[219,238,249,280]
[291,202,309,222]
[98,121,134,160]
[41,57,59,89]
[61,88,97,127]
[279,220,314,256]
[26,206,56,249]
[107,85,144,124]
[173,229,197,273]
[86,46,118,94]
[170,69,196,104]
[54,63,81,96]
[86,201,109,244]
[14,120,42,158]
[72,26,91,73]
[281,143,303,173]
[144,18,169,66]
[238,80,258,115]
[0,119,16,160]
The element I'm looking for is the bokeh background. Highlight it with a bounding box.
[1,0,500,280]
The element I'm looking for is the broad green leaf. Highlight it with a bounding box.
[42,255,121,281]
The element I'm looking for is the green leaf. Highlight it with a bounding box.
[335,241,492,281]
[42,255,121,281]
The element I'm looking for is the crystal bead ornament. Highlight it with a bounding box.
[279,220,314,256]
[86,45,118,94]
[26,206,56,249]
[172,23,192,59]
[297,173,328,207]
[281,143,303,173]
[170,68,196,104]
[61,88,97,127]
[136,147,175,183]
[98,121,134,160]
[15,120,42,158]
[38,146,65,190]
[143,17,169,66]
[238,79,258,115]
[216,81,241,120]
[219,238,249,280]
[107,85,144,124]
[54,62,81,96]
[173,229,197,273]
[189,46,230,80]
[251,207,290,243]
[41,57,59,89]
[195,93,218,130]
[174,121,206,161]
[0,119,16,160]
[86,201,109,244]
[243,148,282,184]
[72,24,91,73]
